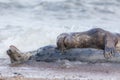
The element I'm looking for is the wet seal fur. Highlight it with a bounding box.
[6,28,120,64]
[6,45,120,64]
[57,28,120,59]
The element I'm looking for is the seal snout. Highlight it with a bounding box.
[7,49,12,55]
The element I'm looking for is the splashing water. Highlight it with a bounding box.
[0,0,120,58]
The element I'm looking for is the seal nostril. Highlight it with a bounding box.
[7,50,11,55]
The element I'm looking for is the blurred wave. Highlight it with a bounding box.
[0,0,120,57]
[0,0,120,19]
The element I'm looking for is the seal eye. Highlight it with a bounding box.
[18,55,21,58]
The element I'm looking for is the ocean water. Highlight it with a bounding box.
[0,0,120,58]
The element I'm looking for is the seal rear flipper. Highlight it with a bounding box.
[57,33,69,53]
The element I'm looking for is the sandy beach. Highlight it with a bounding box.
[0,58,120,80]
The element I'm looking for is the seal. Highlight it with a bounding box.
[7,45,120,64]
[6,28,120,64]
[57,28,120,59]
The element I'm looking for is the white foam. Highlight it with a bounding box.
[0,0,120,58]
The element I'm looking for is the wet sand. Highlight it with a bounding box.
[0,58,120,80]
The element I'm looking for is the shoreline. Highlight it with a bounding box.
[0,58,120,80]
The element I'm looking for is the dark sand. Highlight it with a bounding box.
[0,58,120,80]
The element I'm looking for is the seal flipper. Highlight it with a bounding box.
[104,33,117,59]
[57,33,69,53]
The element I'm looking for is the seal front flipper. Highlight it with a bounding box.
[104,47,117,59]
[104,33,117,59]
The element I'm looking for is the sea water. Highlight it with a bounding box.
[0,0,120,58]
